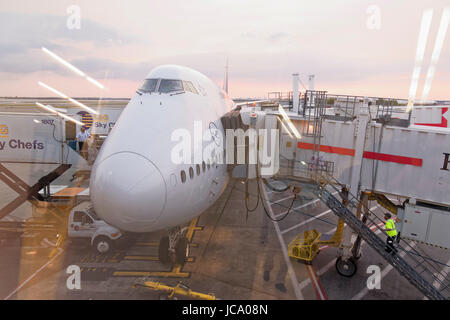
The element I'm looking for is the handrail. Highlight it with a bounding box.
[313,171,449,299]
[276,159,449,300]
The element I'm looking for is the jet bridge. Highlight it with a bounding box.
[234,90,450,300]
[267,91,450,248]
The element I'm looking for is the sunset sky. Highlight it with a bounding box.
[1,0,449,99]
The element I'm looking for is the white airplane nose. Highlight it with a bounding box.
[90,152,167,232]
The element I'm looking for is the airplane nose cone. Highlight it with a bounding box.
[90,152,167,232]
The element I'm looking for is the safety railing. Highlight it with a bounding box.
[268,91,410,121]
[312,172,449,300]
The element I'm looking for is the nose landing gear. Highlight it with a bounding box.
[158,226,189,266]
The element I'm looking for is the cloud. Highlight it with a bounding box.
[70,57,151,80]
[0,49,62,74]
[0,11,136,71]
[0,11,140,79]
[0,11,135,48]
[267,32,290,42]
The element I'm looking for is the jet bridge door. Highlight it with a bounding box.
[402,204,430,242]
[426,209,450,249]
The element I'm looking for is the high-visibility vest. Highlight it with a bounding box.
[385,219,397,237]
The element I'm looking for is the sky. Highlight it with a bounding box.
[0,0,449,99]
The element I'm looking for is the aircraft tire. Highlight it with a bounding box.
[159,236,170,264]
[175,237,189,265]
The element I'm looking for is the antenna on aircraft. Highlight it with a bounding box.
[223,58,229,94]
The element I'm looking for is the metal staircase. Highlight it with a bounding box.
[313,177,448,300]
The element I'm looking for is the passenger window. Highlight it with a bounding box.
[202,161,206,172]
[159,79,183,93]
[139,79,159,93]
[181,170,186,183]
[189,167,194,179]
[196,164,200,176]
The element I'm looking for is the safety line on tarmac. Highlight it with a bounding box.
[186,217,203,242]
[135,242,199,248]
[281,208,333,235]
[273,191,339,219]
[269,195,295,205]
[113,217,202,279]
[263,185,304,300]
[80,251,124,264]
[299,259,335,291]
[123,256,196,263]
[113,267,190,278]
[306,264,328,300]
[3,248,64,300]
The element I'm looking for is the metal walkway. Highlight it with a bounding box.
[313,176,448,300]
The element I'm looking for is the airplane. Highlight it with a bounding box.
[90,64,258,264]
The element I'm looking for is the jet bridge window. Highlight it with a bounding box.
[159,79,183,93]
[139,79,159,93]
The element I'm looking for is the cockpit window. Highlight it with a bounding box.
[139,79,159,93]
[183,81,199,95]
[159,79,184,93]
[139,78,200,95]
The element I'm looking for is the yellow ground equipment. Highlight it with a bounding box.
[288,218,345,263]
[135,280,216,300]
[288,229,321,263]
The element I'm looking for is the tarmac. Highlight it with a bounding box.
[1,165,449,300]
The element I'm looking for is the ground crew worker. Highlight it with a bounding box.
[75,126,90,159]
[383,213,398,254]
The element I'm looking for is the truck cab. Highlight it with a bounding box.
[68,201,122,253]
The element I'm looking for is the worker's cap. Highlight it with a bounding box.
[384,213,392,219]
